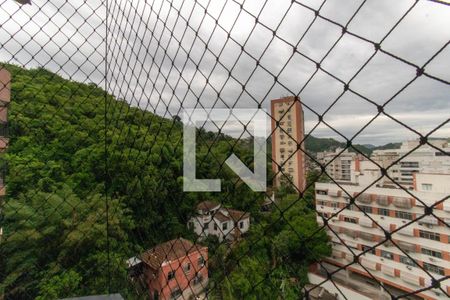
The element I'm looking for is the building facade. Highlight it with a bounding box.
[271,96,306,192]
[130,238,208,300]
[317,148,357,182]
[369,140,450,189]
[0,68,10,241]
[189,201,250,242]
[315,179,450,299]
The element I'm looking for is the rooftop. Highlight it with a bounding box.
[197,200,220,211]
[140,238,205,270]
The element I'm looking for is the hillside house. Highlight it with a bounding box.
[128,238,208,300]
[189,201,250,242]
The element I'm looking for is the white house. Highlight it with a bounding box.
[189,201,250,242]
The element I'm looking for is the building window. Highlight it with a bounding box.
[239,221,244,229]
[381,250,394,260]
[421,248,442,259]
[400,161,419,168]
[222,222,228,231]
[424,263,445,275]
[168,270,176,281]
[360,206,372,214]
[214,223,218,231]
[170,289,182,300]
[288,168,294,172]
[317,190,328,195]
[344,217,357,224]
[280,135,285,140]
[287,115,291,120]
[153,291,159,300]
[193,274,203,285]
[287,128,292,133]
[183,263,191,274]
[400,255,415,266]
[419,230,440,241]
[362,245,375,255]
[379,208,389,216]
[331,202,338,209]
[198,256,205,267]
[395,211,413,220]
[421,183,432,191]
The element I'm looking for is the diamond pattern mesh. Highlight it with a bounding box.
[0,0,449,299]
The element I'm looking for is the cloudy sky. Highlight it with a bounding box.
[1,0,449,145]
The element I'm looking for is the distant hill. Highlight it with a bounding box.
[304,135,372,156]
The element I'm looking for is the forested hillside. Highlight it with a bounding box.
[0,64,329,299]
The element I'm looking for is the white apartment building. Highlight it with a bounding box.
[315,177,450,299]
[369,140,450,188]
[317,148,357,182]
[188,201,250,242]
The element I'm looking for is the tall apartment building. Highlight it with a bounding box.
[314,149,450,299]
[0,68,10,241]
[317,148,357,182]
[271,96,306,192]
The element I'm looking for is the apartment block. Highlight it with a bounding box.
[315,178,450,299]
[189,201,250,242]
[0,68,10,241]
[317,148,357,182]
[271,96,306,192]
[369,140,450,188]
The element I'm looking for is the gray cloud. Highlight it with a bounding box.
[0,0,449,145]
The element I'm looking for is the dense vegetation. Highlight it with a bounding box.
[0,64,329,299]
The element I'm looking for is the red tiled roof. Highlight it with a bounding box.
[140,238,205,270]
[196,200,220,211]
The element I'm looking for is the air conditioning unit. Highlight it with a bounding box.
[407,266,412,270]
[429,257,435,262]
[402,220,406,224]
[380,216,385,219]
[426,224,433,229]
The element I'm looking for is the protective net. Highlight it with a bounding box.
[0,0,449,299]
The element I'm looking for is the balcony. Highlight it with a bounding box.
[359,232,374,241]
[328,189,341,197]
[396,241,415,253]
[401,272,420,286]
[419,215,438,225]
[376,195,389,206]
[398,226,414,237]
[381,265,395,277]
[356,193,372,204]
[392,197,412,209]
[359,217,373,228]
[342,228,357,239]
[360,257,377,271]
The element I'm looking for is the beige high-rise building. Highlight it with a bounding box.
[271,96,306,192]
